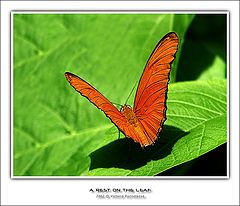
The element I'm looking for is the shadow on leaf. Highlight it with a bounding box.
[89,125,188,171]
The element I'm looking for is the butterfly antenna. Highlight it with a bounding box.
[111,102,122,107]
[125,80,138,105]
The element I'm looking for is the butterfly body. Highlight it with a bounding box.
[119,104,151,147]
[65,32,179,148]
[120,105,138,126]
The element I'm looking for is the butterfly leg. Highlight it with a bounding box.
[118,129,120,139]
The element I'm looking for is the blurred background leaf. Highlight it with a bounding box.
[13,13,227,176]
[176,14,227,81]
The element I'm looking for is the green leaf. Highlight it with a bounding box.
[89,168,131,176]
[89,80,227,176]
[197,56,226,80]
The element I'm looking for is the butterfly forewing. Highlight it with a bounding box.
[65,72,128,131]
[65,72,149,146]
[133,32,179,144]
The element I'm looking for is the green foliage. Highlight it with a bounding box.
[13,13,227,176]
[89,80,227,176]
[176,14,227,81]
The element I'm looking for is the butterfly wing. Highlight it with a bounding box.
[65,72,128,132]
[133,32,179,145]
[65,72,151,146]
[65,32,178,148]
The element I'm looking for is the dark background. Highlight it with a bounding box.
[160,14,227,176]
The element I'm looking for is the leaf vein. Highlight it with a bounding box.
[168,100,223,115]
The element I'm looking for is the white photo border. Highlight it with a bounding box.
[10,10,229,179]
[1,1,239,205]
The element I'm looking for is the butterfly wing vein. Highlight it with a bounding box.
[133,32,179,145]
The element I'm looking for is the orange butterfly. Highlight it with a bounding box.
[65,32,179,148]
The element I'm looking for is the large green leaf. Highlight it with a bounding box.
[14,13,203,176]
[89,80,227,176]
